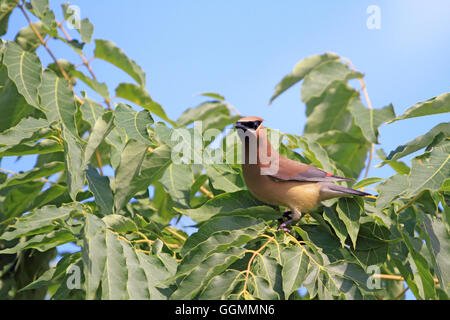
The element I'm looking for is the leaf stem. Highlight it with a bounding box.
[342,57,374,181]
[18,3,82,104]
[58,23,112,110]
[240,236,274,297]
[199,185,214,198]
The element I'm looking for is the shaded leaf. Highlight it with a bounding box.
[0,204,77,241]
[113,139,148,212]
[336,198,363,248]
[86,165,113,215]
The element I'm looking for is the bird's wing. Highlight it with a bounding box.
[269,157,352,182]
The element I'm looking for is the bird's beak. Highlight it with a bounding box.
[235,123,247,132]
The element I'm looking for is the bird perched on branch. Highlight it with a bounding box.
[235,116,371,232]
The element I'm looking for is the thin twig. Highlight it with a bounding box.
[199,185,214,199]
[94,151,104,176]
[18,4,70,82]
[58,23,112,111]
[342,57,374,180]
[394,286,409,300]
[0,168,61,185]
[372,273,439,283]
[241,236,274,296]
[165,226,187,241]
[395,192,423,214]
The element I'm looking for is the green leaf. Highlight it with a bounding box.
[125,144,172,203]
[62,128,85,201]
[0,117,49,148]
[20,252,81,292]
[281,246,311,298]
[14,21,46,52]
[159,163,193,208]
[94,39,146,87]
[0,0,19,36]
[352,177,384,190]
[72,70,109,100]
[269,52,339,104]
[84,111,114,164]
[114,139,149,212]
[170,246,246,299]
[375,149,411,175]
[301,60,362,103]
[0,139,63,157]
[0,66,35,132]
[177,227,263,278]
[304,82,357,133]
[392,92,450,122]
[0,229,74,253]
[386,122,450,162]
[402,233,437,299]
[80,97,105,126]
[39,69,78,138]
[197,269,241,299]
[30,0,48,18]
[198,92,225,101]
[376,173,408,209]
[336,198,363,248]
[176,190,273,223]
[82,214,107,299]
[181,215,266,256]
[323,206,348,247]
[102,214,137,233]
[177,101,229,127]
[28,184,67,210]
[78,18,93,43]
[86,165,114,215]
[1,161,64,187]
[115,82,175,124]
[348,99,395,144]
[3,41,42,109]
[0,204,77,241]
[114,103,153,143]
[0,181,44,220]
[407,141,450,197]
[82,214,174,300]
[204,164,244,193]
[421,215,450,295]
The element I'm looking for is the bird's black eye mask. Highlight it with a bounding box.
[235,120,262,132]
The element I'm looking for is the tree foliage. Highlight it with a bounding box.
[0,1,449,300]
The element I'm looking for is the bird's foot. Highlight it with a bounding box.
[277,222,291,233]
[283,211,293,219]
[277,219,292,233]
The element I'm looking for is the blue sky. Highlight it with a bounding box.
[3,0,450,300]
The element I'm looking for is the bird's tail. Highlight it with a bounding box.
[321,182,371,197]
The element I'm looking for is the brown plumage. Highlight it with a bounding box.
[235,116,370,231]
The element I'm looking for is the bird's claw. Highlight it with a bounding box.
[283,211,293,219]
[277,223,291,234]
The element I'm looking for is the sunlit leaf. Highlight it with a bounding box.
[3,41,42,109]
[94,39,146,87]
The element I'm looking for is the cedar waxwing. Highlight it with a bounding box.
[235,116,370,232]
